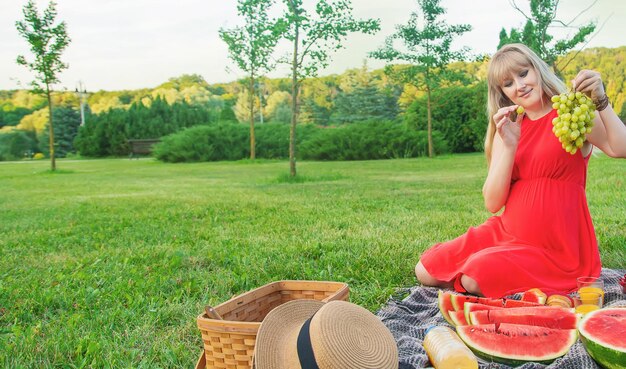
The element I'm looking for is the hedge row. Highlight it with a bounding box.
[153,121,448,162]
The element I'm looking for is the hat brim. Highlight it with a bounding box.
[254,299,324,369]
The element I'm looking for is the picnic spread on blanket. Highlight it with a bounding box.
[377,268,626,369]
[194,270,626,369]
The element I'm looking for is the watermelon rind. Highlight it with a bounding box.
[437,290,455,325]
[450,294,481,312]
[457,323,577,366]
[521,288,547,305]
[578,308,626,369]
[449,310,468,326]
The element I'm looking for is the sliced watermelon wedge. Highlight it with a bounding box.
[449,310,469,326]
[437,290,455,325]
[503,298,542,308]
[578,307,626,369]
[463,302,503,325]
[449,294,499,311]
[457,323,577,365]
[521,288,547,305]
[447,292,542,314]
[469,306,578,329]
[450,294,481,311]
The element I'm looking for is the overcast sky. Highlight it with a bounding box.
[1,0,624,92]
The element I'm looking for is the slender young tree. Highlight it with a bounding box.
[219,0,282,160]
[498,0,596,73]
[370,0,471,158]
[16,0,70,171]
[281,0,380,176]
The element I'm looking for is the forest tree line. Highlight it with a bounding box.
[0,47,625,161]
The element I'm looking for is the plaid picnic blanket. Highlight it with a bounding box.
[377,268,626,369]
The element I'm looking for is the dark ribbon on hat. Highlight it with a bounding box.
[297,315,320,369]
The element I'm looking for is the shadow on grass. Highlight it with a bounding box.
[36,169,76,175]
[273,172,347,184]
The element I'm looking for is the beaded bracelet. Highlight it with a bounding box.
[593,94,610,111]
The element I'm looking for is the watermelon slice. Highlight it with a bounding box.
[469,306,578,329]
[463,303,503,324]
[449,310,469,326]
[457,323,577,365]
[463,302,503,325]
[450,294,481,311]
[437,290,455,325]
[449,294,500,311]
[450,294,541,310]
[503,298,542,308]
[521,288,547,304]
[578,307,626,369]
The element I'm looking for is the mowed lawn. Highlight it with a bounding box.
[1,154,624,368]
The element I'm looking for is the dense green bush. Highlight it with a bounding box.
[299,120,448,160]
[255,123,318,159]
[74,97,218,157]
[153,124,247,162]
[405,82,487,153]
[0,130,38,161]
[155,120,448,163]
[154,123,319,162]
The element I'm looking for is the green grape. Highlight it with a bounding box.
[576,137,584,148]
[552,89,595,155]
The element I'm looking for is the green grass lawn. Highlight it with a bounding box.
[1,154,624,368]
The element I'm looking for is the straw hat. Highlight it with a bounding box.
[254,300,398,369]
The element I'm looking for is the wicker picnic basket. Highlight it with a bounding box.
[196,280,349,369]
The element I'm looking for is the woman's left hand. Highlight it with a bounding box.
[572,70,605,101]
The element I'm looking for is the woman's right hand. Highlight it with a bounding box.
[493,105,523,150]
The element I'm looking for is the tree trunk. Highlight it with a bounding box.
[249,74,256,160]
[427,85,433,158]
[46,85,56,171]
[289,11,299,177]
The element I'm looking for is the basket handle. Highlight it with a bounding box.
[205,305,223,320]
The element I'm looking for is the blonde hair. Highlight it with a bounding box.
[484,44,566,165]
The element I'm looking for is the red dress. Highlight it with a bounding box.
[420,109,601,297]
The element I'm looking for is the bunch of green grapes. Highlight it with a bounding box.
[551,91,595,155]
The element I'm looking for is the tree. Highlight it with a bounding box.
[370,0,471,157]
[16,0,70,171]
[281,0,380,176]
[219,0,282,160]
[264,90,292,122]
[39,106,81,158]
[0,130,38,161]
[332,62,399,123]
[498,0,596,73]
[233,89,260,123]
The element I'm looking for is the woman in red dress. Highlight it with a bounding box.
[415,44,626,298]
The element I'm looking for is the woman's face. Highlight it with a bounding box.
[500,66,544,110]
